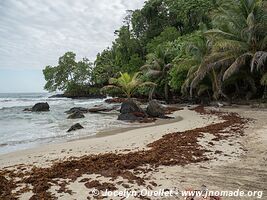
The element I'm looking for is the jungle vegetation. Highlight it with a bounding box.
[43,0,267,102]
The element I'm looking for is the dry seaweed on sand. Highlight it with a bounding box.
[0,106,248,199]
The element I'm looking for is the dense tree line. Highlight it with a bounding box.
[43,0,267,101]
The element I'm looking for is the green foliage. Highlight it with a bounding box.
[43,52,92,92]
[102,72,156,98]
[64,83,102,98]
[91,49,119,87]
[146,27,180,53]
[183,0,267,99]
[42,0,267,100]
[168,31,208,93]
[165,0,215,33]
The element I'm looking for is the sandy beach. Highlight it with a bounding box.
[0,106,266,200]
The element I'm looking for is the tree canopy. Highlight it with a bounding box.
[43,52,92,92]
[43,0,267,101]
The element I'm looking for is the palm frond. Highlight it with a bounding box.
[250,51,267,71]
[205,29,240,40]
[223,53,253,81]
[146,69,162,77]
[140,64,152,71]
[190,57,235,89]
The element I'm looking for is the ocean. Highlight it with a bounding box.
[0,93,128,154]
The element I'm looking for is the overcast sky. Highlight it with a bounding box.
[0,0,144,93]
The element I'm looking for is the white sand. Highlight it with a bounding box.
[1,106,266,200]
[0,107,219,168]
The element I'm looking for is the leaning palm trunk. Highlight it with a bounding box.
[148,86,155,101]
[263,86,267,99]
[164,82,169,101]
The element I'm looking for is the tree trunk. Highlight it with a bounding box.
[164,82,169,102]
[149,86,155,101]
[263,86,267,99]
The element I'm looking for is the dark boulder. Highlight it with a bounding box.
[118,99,146,121]
[118,113,143,121]
[67,123,84,132]
[65,107,89,114]
[120,99,143,114]
[31,102,50,112]
[146,100,165,117]
[67,111,85,119]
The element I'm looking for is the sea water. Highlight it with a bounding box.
[0,93,127,154]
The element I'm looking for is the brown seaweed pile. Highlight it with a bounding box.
[0,106,248,199]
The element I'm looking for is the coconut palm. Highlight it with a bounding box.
[189,0,267,99]
[102,72,156,99]
[141,48,173,101]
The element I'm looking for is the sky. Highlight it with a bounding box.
[0,0,145,93]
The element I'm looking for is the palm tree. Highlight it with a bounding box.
[141,48,173,101]
[102,72,156,99]
[189,0,267,99]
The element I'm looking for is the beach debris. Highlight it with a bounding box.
[0,107,248,199]
[65,107,89,114]
[84,180,117,191]
[67,123,84,132]
[0,175,15,199]
[146,100,165,117]
[23,102,50,112]
[67,111,85,119]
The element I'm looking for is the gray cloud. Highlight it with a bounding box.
[0,0,144,69]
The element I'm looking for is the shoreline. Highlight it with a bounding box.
[0,112,183,158]
[0,107,211,168]
[1,106,267,200]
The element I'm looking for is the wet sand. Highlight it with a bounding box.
[0,106,266,200]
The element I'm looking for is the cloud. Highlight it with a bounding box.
[0,0,144,69]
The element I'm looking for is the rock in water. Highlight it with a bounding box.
[31,102,50,112]
[120,99,143,114]
[88,106,113,113]
[67,111,85,119]
[65,107,89,114]
[67,123,84,132]
[146,100,164,117]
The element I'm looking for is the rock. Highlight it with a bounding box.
[105,98,127,104]
[118,113,143,121]
[120,99,144,114]
[118,99,146,121]
[31,102,50,112]
[23,108,32,112]
[67,123,84,132]
[88,106,114,113]
[49,94,65,98]
[67,111,85,119]
[65,107,89,114]
[146,100,165,117]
